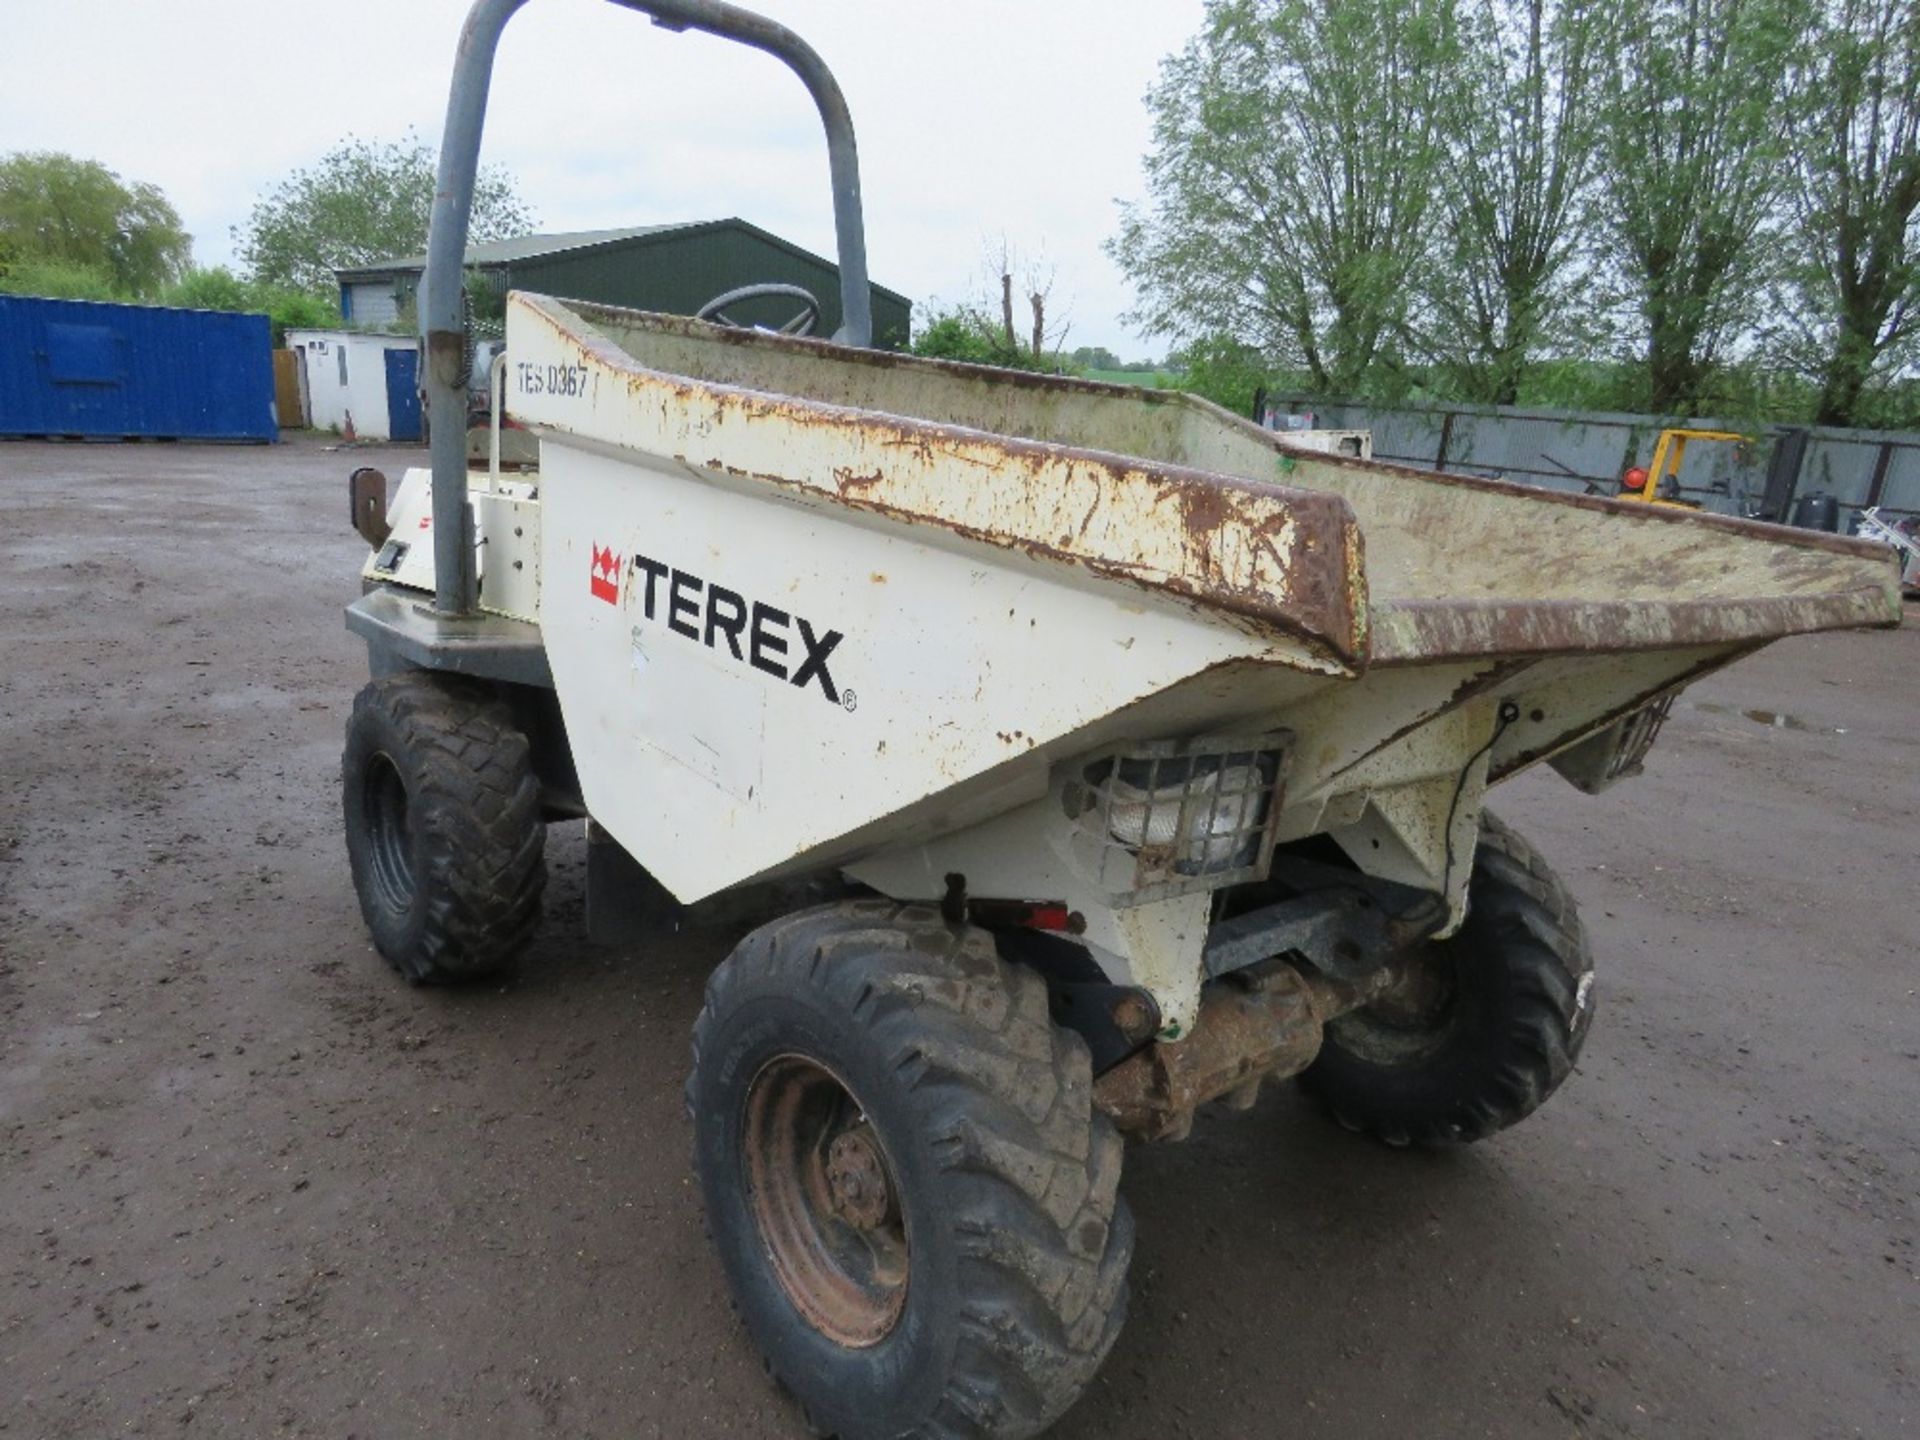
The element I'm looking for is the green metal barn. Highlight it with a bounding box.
[335,220,912,347]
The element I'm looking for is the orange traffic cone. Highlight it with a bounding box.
[343,410,357,443]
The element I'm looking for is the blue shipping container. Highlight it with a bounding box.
[0,296,276,442]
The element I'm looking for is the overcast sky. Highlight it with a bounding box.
[0,0,1205,356]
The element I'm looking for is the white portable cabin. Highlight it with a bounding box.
[284,330,422,440]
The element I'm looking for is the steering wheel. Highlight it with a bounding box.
[696,283,821,337]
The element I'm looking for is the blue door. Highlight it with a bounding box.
[384,347,422,441]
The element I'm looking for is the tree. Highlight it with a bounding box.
[911,305,1052,370]
[1417,0,1609,403]
[0,151,191,297]
[988,237,1071,363]
[1168,333,1275,414]
[1780,0,1920,426]
[910,238,1070,371]
[235,134,534,297]
[163,265,253,312]
[1597,0,1809,414]
[1112,0,1463,397]
[0,257,123,301]
[162,266,339,345]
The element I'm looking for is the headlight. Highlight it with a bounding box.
[1062,736,1289,898]
[1103,757,1272,873]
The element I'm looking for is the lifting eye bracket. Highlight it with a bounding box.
[349,467,390,549]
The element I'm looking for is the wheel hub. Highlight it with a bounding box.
[1365,952,1454,1029]
[825,1126,892,1230]
[743,1055,909,1348]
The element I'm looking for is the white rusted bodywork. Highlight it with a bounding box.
[363,293,1902,1037]
[365,468,542,623]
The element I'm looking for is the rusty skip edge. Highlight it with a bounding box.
[514,293,1371,673]
[1371,582,1900,665]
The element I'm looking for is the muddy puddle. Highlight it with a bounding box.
[1691,701,1847,734]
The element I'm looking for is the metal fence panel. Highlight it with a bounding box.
[1268,392,1920,526]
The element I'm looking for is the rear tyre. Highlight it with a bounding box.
[1299,814,1594,1145]
[341,671,545,983]
[689,899,1132,1440]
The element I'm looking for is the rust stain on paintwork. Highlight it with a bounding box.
[832,467,885,497]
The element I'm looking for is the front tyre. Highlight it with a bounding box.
[341,671,545,983]
[689,900,1133,1440]
[1300,814,1594,1145]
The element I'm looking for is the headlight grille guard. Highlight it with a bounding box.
[1548,691,1678,795]
[1055,733,1293,904]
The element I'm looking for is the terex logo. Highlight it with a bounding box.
[632,552,848,708]
[589,544,620,604]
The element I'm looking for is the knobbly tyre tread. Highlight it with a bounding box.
[688,899,1132,1440]
[342,672,545,983]
[1300,813,1594,1146]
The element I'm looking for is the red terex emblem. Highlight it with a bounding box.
[589,544,620,605]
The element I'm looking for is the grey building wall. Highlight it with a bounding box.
[342,280,402,330]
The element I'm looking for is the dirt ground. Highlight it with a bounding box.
[1,434,1914,1440]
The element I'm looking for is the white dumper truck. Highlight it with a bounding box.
[337,4,1906,1436]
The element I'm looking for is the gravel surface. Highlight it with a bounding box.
[2,436,1914,1438]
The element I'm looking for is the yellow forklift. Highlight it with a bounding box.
[1617,428,1750,508]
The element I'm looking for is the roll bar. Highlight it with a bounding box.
[423,0,872,616]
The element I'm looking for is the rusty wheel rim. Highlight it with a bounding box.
[743,1054,909,1348]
